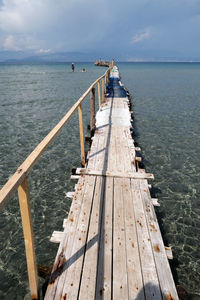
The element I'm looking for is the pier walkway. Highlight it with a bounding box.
[45,67,178,299]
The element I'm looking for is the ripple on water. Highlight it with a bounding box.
[0,62,200,298]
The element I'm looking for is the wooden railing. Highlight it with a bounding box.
[0,66,112,299]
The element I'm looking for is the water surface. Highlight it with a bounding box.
[0,62,200,298]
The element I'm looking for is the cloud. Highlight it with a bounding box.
[0,0,111,52]
[3,34,19,50]
[131,28,152,43]
[37,48,52,54]
[2,33,39,51]
[0,0,200,59]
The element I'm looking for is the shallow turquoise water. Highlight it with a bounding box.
[0,62,200,298]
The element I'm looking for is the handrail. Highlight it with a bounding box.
[0,65,112,299]
[0,68,110,210]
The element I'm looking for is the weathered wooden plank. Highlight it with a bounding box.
[107,126,117,172]
[50,231,65,244]
[60,176,96,299]
[165,247,173,260]
[65,192,75,199]
[76,168,154,179]
[79,176,104,299]
[45,175,87,299]
[87,130,101,170]
[131,179,162,299]
[95,177,113,299]
[139,179,179,299]
[78,104,85,166]
[122,178,145,299]
[152,198,160,207]
[113,177,128,299]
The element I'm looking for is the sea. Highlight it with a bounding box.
[0,62,199,299]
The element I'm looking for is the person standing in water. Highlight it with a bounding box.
[72,63,74,72]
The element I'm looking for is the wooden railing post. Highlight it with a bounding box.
[90,87,96,136]
[102,78,105,103]
[107,70,110,83]
[97,81,101,108]
[18,177,38,299]
[78,104,85,167]
[104,74,107,86]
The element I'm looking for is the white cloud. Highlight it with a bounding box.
[37,48,52,54]
[2,33,40,51]
[0,0,111,51]
[3,34,20,50]
[131,28,152,43]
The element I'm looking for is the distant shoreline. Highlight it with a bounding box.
[1,60,200,64]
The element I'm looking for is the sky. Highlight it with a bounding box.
[0,0,200,61]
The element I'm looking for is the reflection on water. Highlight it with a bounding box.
[0,62,200,299]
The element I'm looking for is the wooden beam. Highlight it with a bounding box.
[78,104,85,167]
[70,175,80,180]
[165,247,173,260]
[152,198,160,207]
[18,177,38,299]
[102,78,105,103]
[97,81,101,108]
[76,168,154,179]
[50,231,65,244]
[90,87,96,134]
[65,192,75,199]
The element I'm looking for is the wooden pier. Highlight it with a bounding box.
[45,67,179,299]
[0,65,179,299]
[94,59,114,67]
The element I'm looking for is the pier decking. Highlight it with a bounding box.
[45,67,178,299]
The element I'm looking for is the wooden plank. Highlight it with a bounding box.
[70,175,80,180]
[60,176,96,299]
[139,179,179,299]
[87,130,101,170]
[130,179,162,299]
[65,192,75,199]
[45,175,87,299]
[94,127,108,171]
[107,126,117,172]
[78,104,85,166]
[122,178,145,299]
[113,177,128,299]
[165,247,173,260]
[50,231,65,244]
[98,81,101,108]
[114,128,126,173]
[76,168,154,179]
[90,87,96,133]
[152,198,160,207]
[95,177,113,299]
[124,127,136,173]
[102,78,105,103]
[79,176,104,299]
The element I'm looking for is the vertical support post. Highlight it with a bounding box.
[18,177,38,300]
[90,87,96,136]
[107,70,110,83]
[78,104,85,167]
[102,77,105,103]
[97,81,101,108]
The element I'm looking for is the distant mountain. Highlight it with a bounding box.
[0,51,102,63]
